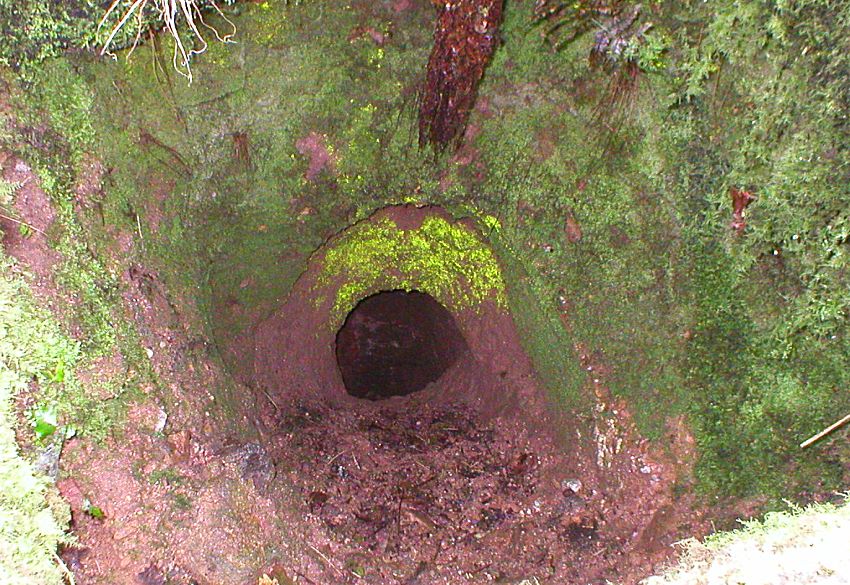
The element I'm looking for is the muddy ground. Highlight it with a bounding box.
[265,395,673,584]
[3,154,711,584]
[54,372,704,585]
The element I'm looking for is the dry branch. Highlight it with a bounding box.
[800,413,850,449]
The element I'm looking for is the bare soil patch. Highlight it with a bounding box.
[265,394,658,584]
[1,151,62,301]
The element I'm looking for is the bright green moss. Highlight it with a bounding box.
[0,255,73,585]
[0,0,97,73]
[317,216,507,322]
[25,60,95,166]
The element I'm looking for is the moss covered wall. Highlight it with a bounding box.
[5,0,850,503]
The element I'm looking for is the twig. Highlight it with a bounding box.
[261,386,279,412]
[413,459,429,471]
[801,413,850,449]
[306,543,344,577]
[327,450,347,465]
[53,551,76,585]
[0,212,46,236]
[136,213,144,240]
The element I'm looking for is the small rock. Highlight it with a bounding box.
[60,546,89,573]
[154,409,168,433]
[561,478,582,493]
[560,493,586,516]
[228,442,275,492]
[34,432,64,481]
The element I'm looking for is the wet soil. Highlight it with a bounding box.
[0,151,63,303]
[56,387,702,585]
[269,398,606,584]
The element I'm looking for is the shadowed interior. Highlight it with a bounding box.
[335,290,469,400]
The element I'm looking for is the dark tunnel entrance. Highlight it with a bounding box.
[335,290,469,400]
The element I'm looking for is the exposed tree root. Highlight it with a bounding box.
[419,0,503,152]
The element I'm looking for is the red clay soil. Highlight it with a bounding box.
[0,151,63,302]
[262,392,693,584]
[246,205,707,584]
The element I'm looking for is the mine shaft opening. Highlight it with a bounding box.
[335,290,469,400]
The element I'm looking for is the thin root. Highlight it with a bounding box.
[98,0,237,84]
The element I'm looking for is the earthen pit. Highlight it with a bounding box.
[335,290,469,400]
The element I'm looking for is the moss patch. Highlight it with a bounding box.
[316,215,507,324]
[0,255,73,585]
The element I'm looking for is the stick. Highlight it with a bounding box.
[327,450,347,465]
[0,212,46,236]
[261,386,279,411]
[53,551,76,585]
[306,543,343,577]
[800,413,850,449]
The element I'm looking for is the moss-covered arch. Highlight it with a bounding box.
[251,205,574,433]
[312,207,508,328]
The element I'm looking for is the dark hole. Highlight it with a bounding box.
[335,290,468,400]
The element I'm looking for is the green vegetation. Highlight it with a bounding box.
[0,0,222,78]
[149,467,185,486]
[316,216,507,323]
[0,245,132,442]
[6,61,151,377]
[98,0,237,83]
[460,0,850,498]
[0,0,99,72]
[655,0,850,496]
[62,0,845,499]
[0,0,848,581]
[24,60,95,165]
[0,255,73,585]
[82,498,105,520]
